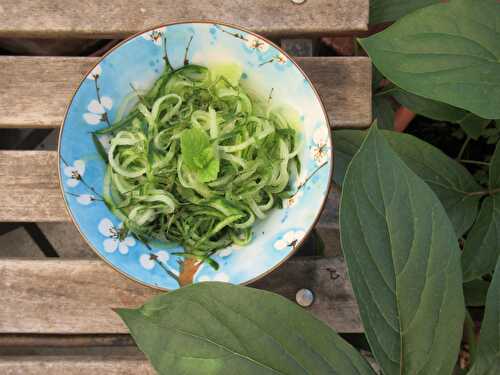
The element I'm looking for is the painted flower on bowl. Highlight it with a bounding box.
[310,127,330,166]
[84,97,113,125]
[274,230,306,251]
[64,160,85,188]
[98,218,136,254]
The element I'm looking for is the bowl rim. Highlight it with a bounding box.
[57,19,334,290]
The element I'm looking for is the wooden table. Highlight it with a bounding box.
[0,1,371,373]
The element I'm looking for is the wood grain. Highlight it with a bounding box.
[0,151,67,222]
[0,56,371,129]
[0,257,362,334]
[0,0,369,38]
[0,356,156,375]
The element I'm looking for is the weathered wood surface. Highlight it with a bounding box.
[0,56,371,129]
[0,151,340,233]
[0,356,156,375]
[0,257,361,334]
[0,0,369,39]
[0,151,67,222]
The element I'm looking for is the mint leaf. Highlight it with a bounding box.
[180,129,220,182]
[198,157,220,183]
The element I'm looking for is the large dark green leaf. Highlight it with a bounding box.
[390,88,468,123]
[333,130,365,186]
[468,259,500,375]
[463,279,490,307]
[116,282,375,375]
[360,0,500,119]
[462,142,500,282]
[370,0,439,25]
[340,124,465,375]
[461,195,500,282]
[334,129,481,235]
[489,141,500,189]
[457,114,491,141]
[373,96,395,130]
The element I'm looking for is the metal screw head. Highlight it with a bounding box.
[295,288,314,307]
[291,0,306,4]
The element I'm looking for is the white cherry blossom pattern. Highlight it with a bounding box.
[275,53,287,65]
[77,194,96,205]
[98,218,136,254]
[86,64,101,80]
[310,127,330,166]
[83,96,113,125]
[140,250,170,270]
[245,35,269,52]
[285,171,308,207]
[64,160,85,188]
[142,27,166,45]
[260,53,288,67]
[273,230,306,251]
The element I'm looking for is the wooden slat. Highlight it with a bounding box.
[0,151,66,222]
[0,257,362,334]
[0,0,369,39]
[0,353,379,375]
[0,56,372,129]
[0,356,155,375]
[0,151,340,230]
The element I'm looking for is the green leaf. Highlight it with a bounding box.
[340,124,465,375]
[334,129,481,236]
[458,114,491,141]
[370,0,439,24]
[463,279,490,307]
[390,88,468,122]
[333,130,365,186]
[360,0,500,119]
[462,195,500,282]
[181,128,220,182]
[385,87,490,138]
[468,258,500,375]
[197,158,220,183]
[116,282,375,375]
[489,142,500,189]
[372,96,395,129]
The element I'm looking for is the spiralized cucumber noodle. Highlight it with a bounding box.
[94,62,300,269]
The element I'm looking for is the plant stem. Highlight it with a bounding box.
[467,187,500,197]
[460,159,490,166]
[373,86,398,97]
[183,35,194,65]
[457,136,471,160]
[464,310,477,369]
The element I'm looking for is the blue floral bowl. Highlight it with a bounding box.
[59,21,332,290]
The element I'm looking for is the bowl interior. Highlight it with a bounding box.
[59,21,332,290]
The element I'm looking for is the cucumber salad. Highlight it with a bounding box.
[94,63,301,269]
